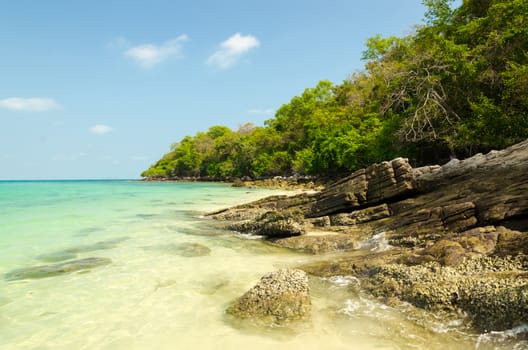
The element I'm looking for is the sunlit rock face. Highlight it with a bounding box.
[226,268,311,325]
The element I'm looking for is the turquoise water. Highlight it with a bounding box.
[0,181,525,349]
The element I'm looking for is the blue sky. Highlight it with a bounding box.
[0,0,429,179]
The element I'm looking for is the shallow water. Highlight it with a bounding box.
[0,180,526,349]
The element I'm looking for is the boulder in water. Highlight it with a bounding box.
[226,268,311,324]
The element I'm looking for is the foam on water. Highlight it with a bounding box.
[0,180,525,349]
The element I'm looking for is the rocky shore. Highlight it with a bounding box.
[208,139,528,332]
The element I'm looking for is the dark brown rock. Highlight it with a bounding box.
[309,169,368,217]
[366,158,416,203]
[329,204,391,226]
[308,158,416,218]
[209,139,528,333]
[227,209,306,238]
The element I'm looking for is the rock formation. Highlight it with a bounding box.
[227,208,306,238]
[226,268,311,325]
[210,138,528,332]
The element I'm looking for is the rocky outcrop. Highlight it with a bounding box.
[361,255,528,331]
[212,138,528,252]
[209,193,315,221]
[226,269,311,324]
[308,157,416,218]
[210,139,528,332]
[227,209,306,238]
[329,203,391,226]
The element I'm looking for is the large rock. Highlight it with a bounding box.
[362,256,528,331]
[226,269,311,324]
[208,193,316,221]
[210,139,528,333]
[308,157,416,218]
[387,201,478,243]
[330,203,391,226]
[366,157,416,203]
[403,226,500,266]
[415,139,528,225]
[309,168,368,217]
[227,209,306,238]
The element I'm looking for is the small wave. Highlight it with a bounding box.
[476,324,528,349]
[323,275,360,288]
[339,297,390,318]
[358,232,392,252]
[429,318,465,334]
[235,233,264,240]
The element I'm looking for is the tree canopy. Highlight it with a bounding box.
[142,0,528,180]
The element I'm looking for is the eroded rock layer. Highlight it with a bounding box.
[210,139,528,332]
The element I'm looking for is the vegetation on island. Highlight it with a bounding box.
[142,0,528,180]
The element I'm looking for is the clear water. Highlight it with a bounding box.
[0,180,525,349]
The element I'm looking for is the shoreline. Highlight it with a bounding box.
[205,139,528,334]
[141,175,327,191]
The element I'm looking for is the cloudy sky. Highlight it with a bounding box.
[0,0,427,179]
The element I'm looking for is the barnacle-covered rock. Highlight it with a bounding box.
[226,268,311,325]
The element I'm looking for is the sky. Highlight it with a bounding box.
[0,0,429,180]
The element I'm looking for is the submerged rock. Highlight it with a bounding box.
[4,257,112,281]
[35,237,129,263]
[169,242,211,257]
[226,268,311,324]
[145,242,212,257]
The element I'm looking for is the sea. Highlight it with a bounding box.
[0,180,526,350]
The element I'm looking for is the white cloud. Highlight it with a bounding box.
[207,33,260,69]
[248,108,274,115]
[0,97,62,112]
[89,124,113,135]
[125,35,189,67]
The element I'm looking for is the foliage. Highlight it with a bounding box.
[142,0,528,179]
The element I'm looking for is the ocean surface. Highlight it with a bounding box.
[0,180,525,350]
